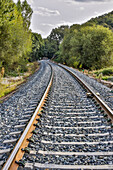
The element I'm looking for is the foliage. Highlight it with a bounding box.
[57,25,113,69]
[48,25,69,44]
[0,0,33,74]
[85,11,113,30]
[30,33,44,61]
[94,67,113,76]
[40,25,69,59]
[0,61,39,98]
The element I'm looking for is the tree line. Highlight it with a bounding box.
[39,11,113,70]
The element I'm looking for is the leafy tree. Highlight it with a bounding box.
[16,0,22,13]
[58,30,73,64]
[85,11,113,30]
[21,0,33,29]
[59,25,113,69]
[0,0,32,73]
[40,25,69,59]
[30,33,44,61]
[48,25,69,44]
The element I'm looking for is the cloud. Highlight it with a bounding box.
[41,23,55,27]
[94,11,99,15]
[65,0,79,5]
[73,0,111,2]
[80,7,85,10]
[32,29,45,35]
[34,7,60,17]
[65,0,112,4]
[29,0,34,4]
[56,20,75,27]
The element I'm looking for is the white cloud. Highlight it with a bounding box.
[65,0,80,5]
[34,7,60,17]
[29,0,34,4]
[65,0,113,5]
[80,7,85,10]
[56,20,75,27]
[94,11,99,15]
[41,23,55,27]
[32,29,45,35]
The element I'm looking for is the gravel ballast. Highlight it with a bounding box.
[61,64,113,110]
[0,61,52,167]
[19,63,113,169]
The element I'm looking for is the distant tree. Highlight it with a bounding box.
[85,10,113,30]
[48,25,69,44]
[30,33,44,61]
[40,25,69,59]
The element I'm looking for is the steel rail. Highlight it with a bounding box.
[2,63,53,170]
[58,64,113,121]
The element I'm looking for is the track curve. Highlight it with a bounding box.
[1,61,113,169]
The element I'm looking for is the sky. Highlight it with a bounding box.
[13,0,113,38]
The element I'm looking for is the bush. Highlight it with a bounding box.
[94,67,113,76]
[102,76,109,80]
[102,69,113,75]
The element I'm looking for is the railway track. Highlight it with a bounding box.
[61,64,113,110]
[2,62,113,169]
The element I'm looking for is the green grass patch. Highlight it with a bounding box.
[0,81,23,98]
[87,66,113,81]
[94,67,113,76]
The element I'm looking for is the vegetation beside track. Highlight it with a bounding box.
[0,0,43,77]
[0,62,39,99]
[84,67,113,81]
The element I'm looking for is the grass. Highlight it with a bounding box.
[88,67,113,81]
[0,81,23,98]
[0,62,39,99]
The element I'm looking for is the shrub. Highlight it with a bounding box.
[94,67,113,76]
[102,68,113,75]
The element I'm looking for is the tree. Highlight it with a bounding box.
[21,0,33,29]
[0,0,32,73]
[57,25,113,69]
[30,33,44,61]
[48,25,69,44]
[16,0,22,13]
[40,25,69,59]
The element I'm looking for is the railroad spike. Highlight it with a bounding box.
[21,147,30,154]
[33,123,41,128]
[38,113,42,117]
[101,110,104,113]
[41,106,45,109]
[36,118,41,122]
[32,130,38,134]
[27,137,35,143]
[107,118,111,123]
[104,114,108,118]
[98,106,101,110]
[15,160,25,167]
